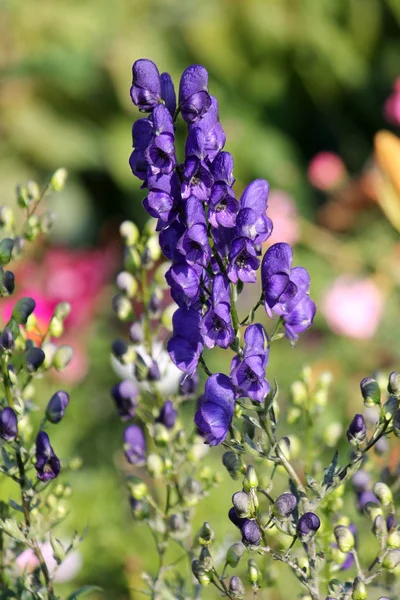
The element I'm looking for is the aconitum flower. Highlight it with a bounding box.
[241,520,261,546]
[297,512,320,541]
[111,380,138,421]
[347,414,367,445]
[165,261,201,308]
[200,274,234,349]
[167,308,204,374]
[46,390,70,424]
[177,197,211,267]
[0,327,14,351]
[130,59,161,111]
[231,324,269,402]
[156,400,177,429]
[227,237,260,284]
[145,105,176,175]
[179,65,211,123]
[235,179,272,245]
[35,431,61,481]
[194,373,235,445]
[124,425,146,465]
[282,295,316,343]
[273,493,298,519]
[189,96,226,161]
[0,407,18,441]
[160,72,176,117]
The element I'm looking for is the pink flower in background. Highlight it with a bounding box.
[308,152,346,191]
[16,543,82,583]
[384,77,400,127]
[321,277,383,340]
[265,190,300,247]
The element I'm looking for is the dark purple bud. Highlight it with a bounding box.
[111,380,138,421]
[179,370,199,396]
[357,490,379,512]
[130,59,161,111]
[0,407,18,441]
[3,271,15,295]
[124,425,146,465]
[129,322,143,344]
[347,414,367,445]
[35,431,61,481]
[241,520,261,546]
[156,400,177,429]
[273,493,298,518]
[160,72,176,116]
[297,512,320,540]
[388,371,400,397]
[229,576,245,598]
[112,339,128,360]
[25,347,45,372]
[46,390,70,424]
[148,360,161,382]
[228,507,247,529]
[360,377,381,407]
[179,65,211,123]
[12,297,35,325]
[0,328,14,352]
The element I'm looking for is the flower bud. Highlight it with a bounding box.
[364,502,383,521]
[46,390,70,424]
[199,546,213,571]
[120,220,139,246]
[297,512,321,541]
[130,497,149,520]
[153,423,169,446]
[352,470,370,493]
[197,522,214,546]
[274,493,298,519]
[2,270,15,295]
[53,345,74,371]
[156,400,177,429]
[374,436,389,456]
[40,211,56,233]
[0,328,14,352]
[48,316,63,337]
[50,168,68,192]
[243,465,258,491]
[383,549,400,571]
[226,542,245,568]
[334,525,355,553]
[116,271,138,298]
[393,409,400,437]
[112,294,133,321]
[12,297,35,324]
[128,480,148,501]
[147,360,160,382]
[0,239,13,267]
[191,559,211,586]
[232,491,253,519]
[16,184,29,208]
[222,451,244,480]
[387,530,400,549]
[146,453,163,478]
[229,576,245,599]
[277,436,291,460]
[373,482,393,506]
[129,322,143,344]
[0,407,18,441]
[241,520,261,546]
[388,371,400,397]
[124,246,141,271]
[0,205,15,229]
[25,347,45,372]
[352,577,367,600]
[382,396,399,421]
[372,514,388,538]
[360,377,381,407]
[323,422,343,447]
[247,559,261,585]
[54,302,71,321]
[146,235,161,263]
[291,380,307,406]
[346,414,367,445]
[179,370,199,396]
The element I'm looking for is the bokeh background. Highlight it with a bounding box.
[1,0,400,598]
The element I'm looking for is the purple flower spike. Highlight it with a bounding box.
[35,431,61,481]
[297,512,320,541]
[46,390,70,424]
[130,59,161,111]
[194,373,235,445]
[0,407,18,441]
[124,425,146,465]
[157,400,177,429]
[179,65,211,123]
[111,380,139,421]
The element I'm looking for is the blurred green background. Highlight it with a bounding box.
[1,0,400,598]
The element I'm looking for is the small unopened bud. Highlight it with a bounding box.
[393,409,400,437]
[124,246,141,271]
[40,211,56,233]
[383,549,400,571]
[129,322,143,344]
[373,514,388,538]
[247,559,261,586]
[243,465,258,491]
[120,220,139,246]
[274,493,297,519]
[232,491,253,519]
[46,390,70,424]
[25,347,45,372]
[199,546,213,571]
[191,560,211,586]
[387,530,400,549]
[0,407,18,441]
[54,302,71,321]
[146,454,163,478]
[277,436,291,460]
[0,328,14,352]
[50,168,68,192]
[146,235,161,263]
[323,422,343,447]
[147,360,160,382]
[352,577,367,600]
[222,451,244,480]
[334,525,355,553]
[112,294,132,321]
[241,520,261,546]
[52,345,73,371]
[373,482,393,506]
[153,423,169,446]
[116,271,138,298]
[346,414,366,445]
[360,377,381,407]
[12,297,35,325]
[0,239,14,267]
[388,371,400,397]
[291,380,307,406]
[49,316,63,337]
[374,436,389,456]
[2,270,15,295]
[382,396,399,421]
[297,512,321,541]
[128,480,148,501]
[27,180,40,201]
[226,542,245,568]
[229,576,245,599]
[197,522,214,546]
[0,205,15,229]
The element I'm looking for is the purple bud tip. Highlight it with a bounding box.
[35,431,61,481]
[347,414,367,444]
[156,400,177,429]
[0,327,14,351]
[297,512,320,539]
[46,390,70,424]
[0,407,18,441]
[241,520,261,546]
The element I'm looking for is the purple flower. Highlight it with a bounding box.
[231,324,269,402]
[200,274,234,349]
[167,308,204,374]
[165,260,201,307]
[297,512,320,541]
[179,65,211,123]
[211,151,235,186]
[228,506,247,529]
[177,197,211,267]
[156,400,177,429]
[189,97,226,161]
[241,520,261,546]
[227,237,260,284]
[46,390,70,424]
[273,493,298,519]
[35,431,61,482]
[181,129,214,201]
[194,373,235,445]
[130,59,161,111]
[111,380,139,421]
[129,117,153,181]
[357,490,379,512]
[160,72,176,117]
[0,327,14,352]
[282,295,316,343]
[159,218,186,259]
[235,179,272,245]
[347,414,367,445]
[124,425,146,465]
[209,183,239,229]
[144,105,176,176]
[0,407,18,441]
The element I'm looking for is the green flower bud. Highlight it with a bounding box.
[120,220,139,246]
[387,530,400,549]
[144,218,157,237]
[24,215,40,241]
[167,513,186,534]
[12,297,35,324]
[128,480,148,500]
[27,180,40,201]
[373,482,393,506]
[54,302,71,321]
[112,294,133,321]
[287,407,301,424]
[191,560,211,586]
[199,546,213,571]
[222,451,244,480]
[116,271,138,298]
[382,549,400,571]
[277,437,291,460]
[39,211,56,233]
[146,235,161,263]
[334,525,355,553]
[146,454,164,478]
[53,345,73,371]
[50,168,68,192]
[291,380,307,406]
[365,502,383,521]
[16,184,29,208]
[0,206,15,230]
[352,576,367,600]
[226,542,245,568]
[124,246,141,271]
[0,239,14,266]
[360,377,381,408]
[243,465,258,491]
[382,396,399,421]
[153,423,169,446]
[49,316,64,337]
[373,514,388,538]
[42,342,57,369]
[388,371,400,397]
[197,522,214,546]
[247,559,261,586]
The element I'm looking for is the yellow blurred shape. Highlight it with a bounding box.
[374,130,400,232]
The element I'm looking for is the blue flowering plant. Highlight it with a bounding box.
[111,58,400,600]
[0,173,94,600]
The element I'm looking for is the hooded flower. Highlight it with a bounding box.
[124,425,146,465]
[194,373,235,445]
[111,380,139,421]
[200,274,234,349]
[130,59,161,111]
[0,407,18,441]
[46,390,70,424]
[156,400,177,429]
[167,308,204,374]
[231,324,269,402]
[179,65,211,123]
[35,431,61,481]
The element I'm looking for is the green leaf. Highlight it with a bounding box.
[7,317,21,340]
[66,586,103,600]
[0,239,14,266]
[323,451,339,489]
[12,297,36,324]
